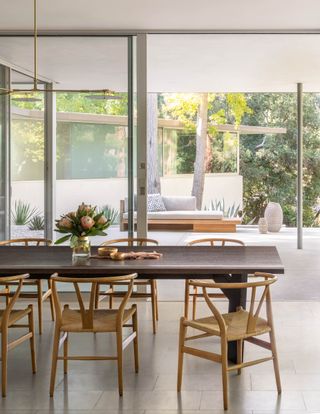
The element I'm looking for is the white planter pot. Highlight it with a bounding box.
[264,202,283,232]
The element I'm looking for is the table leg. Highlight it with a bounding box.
[213,273,248,363]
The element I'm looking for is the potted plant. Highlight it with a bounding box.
[55,203,110,259]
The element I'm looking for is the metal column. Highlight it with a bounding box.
[136,33,148,238]
[297,83,303,249]
[127,37,134,237]
[44,83,56,241]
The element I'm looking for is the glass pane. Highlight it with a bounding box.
[0,65,8,240]
[53,37,129,245]
[10,71,45,239]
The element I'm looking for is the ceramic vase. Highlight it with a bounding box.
[264,202,283,232]
[258,217,268,234]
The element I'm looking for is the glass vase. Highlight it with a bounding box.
[72,236,91,260]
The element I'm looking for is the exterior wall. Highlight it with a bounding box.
[11,174,243,217]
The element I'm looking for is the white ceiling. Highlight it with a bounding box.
[0,0,319,31]
[1,34,320,92]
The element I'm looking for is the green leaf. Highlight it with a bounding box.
[54,235,71,245]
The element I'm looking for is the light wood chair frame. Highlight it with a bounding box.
[95,238,159,334]
[177,272,281,410]
[0,274,37,397]
[185,238,245,320]
[49,272,139,397]
[0,238,55,334]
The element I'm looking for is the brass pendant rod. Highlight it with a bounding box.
[0,88,115,96]
[33,0,38,90]
[0,0,115,96]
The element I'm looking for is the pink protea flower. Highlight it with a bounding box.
[58,217,73,229]
[78,203,92,214]
[81,216,95,230]
[97,215,108,225]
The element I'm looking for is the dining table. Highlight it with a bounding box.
[0,244,284,362]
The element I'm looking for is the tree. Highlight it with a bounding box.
[191,93,208,209]
[240,93,320,227]
[161,93,250,208]
[147,93,161,194]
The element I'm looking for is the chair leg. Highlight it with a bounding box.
[64,333,68,374]
[94,284,100,309]
[116,330,123,396]
[5,285,9,306]
[177,317,186,392]
[192,286,198,320]
[37,280,43,334]
[28,305,37,374]
[132,305,139,373]
[48,280,55,321]
[50,326,60,397]
[237,339,243,375]
[269,329,282,393]
[1,323,8,397]
[221,337,229,410]
[154,280,159,321]
[150,280,157,334]
[184,280,190,319]
[109,285,113,309]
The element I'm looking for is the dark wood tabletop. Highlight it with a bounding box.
[0,245,284,279]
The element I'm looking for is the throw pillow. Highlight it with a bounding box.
[147,193,166,212]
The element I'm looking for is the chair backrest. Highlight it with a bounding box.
[0,274,29,325]
[189,273,277,335]
[0,238,52,246]
[50,273,137,330]
[187,238,245,246]
[101,237,158,247]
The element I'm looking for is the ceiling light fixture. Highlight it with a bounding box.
[0,0,116,97]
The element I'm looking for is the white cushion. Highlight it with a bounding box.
[123,210,224,220]
[162,196,196,211]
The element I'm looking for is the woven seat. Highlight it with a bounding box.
[0,308,32,328]
[185,309,271,341]
[178,273,281,410]
[61,307,136,333]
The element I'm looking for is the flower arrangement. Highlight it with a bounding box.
[55,203,110,246]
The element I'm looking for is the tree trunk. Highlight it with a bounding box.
[192,93,208,209]
[147,93,161,194]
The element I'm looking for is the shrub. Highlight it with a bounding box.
[28,215,45,231]
[12,200,39,225]
[100,205,119,225]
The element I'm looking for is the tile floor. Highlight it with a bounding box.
[3,226,320,413]
[2,298,320,414]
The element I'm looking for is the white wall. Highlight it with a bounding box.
[11,174,243,217]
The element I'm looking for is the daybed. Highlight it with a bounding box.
[119,195,241,232]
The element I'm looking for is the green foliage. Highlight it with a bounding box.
[240,93,320,227]
[101,205,119,225]
[12,200,39,225]
[28,215,45,231]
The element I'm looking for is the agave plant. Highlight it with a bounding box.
[28,215,45,231]
[205,198,241,218]
[100,204,119,225]
[12,200,39,225]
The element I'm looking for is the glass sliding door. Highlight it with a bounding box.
[0,64,10,240]
[10,70,45,239]
[52,36,133,244]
